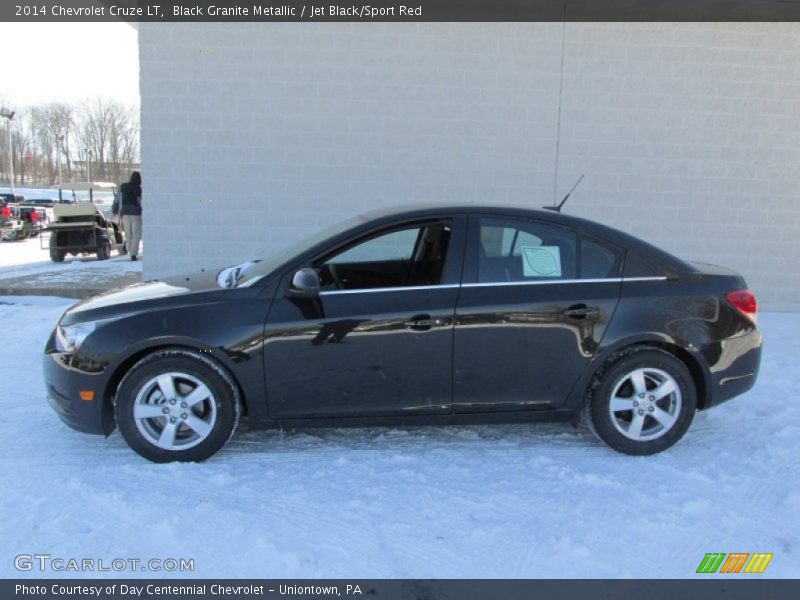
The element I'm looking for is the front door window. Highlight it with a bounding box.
[319,222,451,290]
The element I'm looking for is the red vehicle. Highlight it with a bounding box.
[1,201,44,241]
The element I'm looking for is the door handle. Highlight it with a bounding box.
[561,304,600,319]
[404,315,444,330]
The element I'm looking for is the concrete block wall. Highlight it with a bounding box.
[557,23,800,310]
[139,22,800,310]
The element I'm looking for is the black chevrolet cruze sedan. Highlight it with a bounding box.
[44,205,762,462]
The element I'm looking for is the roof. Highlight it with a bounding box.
[359,202,619,235]
[358,202,690,271]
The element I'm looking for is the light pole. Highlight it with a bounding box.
[0,107,15,195]
[57,134,64,183]
[87,150,92,183]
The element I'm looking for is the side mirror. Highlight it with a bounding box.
[285,268,320,299]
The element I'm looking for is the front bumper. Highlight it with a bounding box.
[43,351,114,435]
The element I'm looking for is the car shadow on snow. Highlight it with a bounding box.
[57,412,714,465]
[224,421,618,456]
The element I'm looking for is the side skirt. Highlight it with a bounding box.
[247,409,578,431]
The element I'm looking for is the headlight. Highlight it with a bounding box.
[55,322,97,353]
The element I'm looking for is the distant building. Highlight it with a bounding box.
[72,160,142,183]
[139,22,800,310]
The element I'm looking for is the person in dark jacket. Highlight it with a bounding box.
[119,171,142,261]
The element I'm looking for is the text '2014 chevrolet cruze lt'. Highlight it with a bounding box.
[44,205,762,462]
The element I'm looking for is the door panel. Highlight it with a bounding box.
[453,215,621,412]
[264,286,458,418]
[262,215,467,420]
[454,281,620,412]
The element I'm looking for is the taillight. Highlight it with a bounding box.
[28,211,38,222]
[0,206,9,218]
[726,289,757,325]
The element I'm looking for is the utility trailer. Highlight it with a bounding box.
[43,182,126,262]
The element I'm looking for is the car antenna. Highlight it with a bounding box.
[544,174,584,213]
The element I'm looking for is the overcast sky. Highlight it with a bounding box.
[0,22,139,109]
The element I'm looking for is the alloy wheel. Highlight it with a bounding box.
[133,372,217,450]
[607,367,682,442]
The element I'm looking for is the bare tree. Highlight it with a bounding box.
[31,107,54,184]
[1,98,139,187]
[77,98,111,180]
[12,122,32,186]
[31,103,74,184]
[106,102,139,182]
[0,93,11,186]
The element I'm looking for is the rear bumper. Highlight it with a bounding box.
[1,219,25,231]
[43,351,114,435]
[703,328,763,409]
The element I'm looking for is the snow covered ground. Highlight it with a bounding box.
[0,233,53,271]
[0,296,796,579]
[0,234,141,284]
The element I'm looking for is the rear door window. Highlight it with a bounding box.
[477,218,577,282]
[580,237,623,279]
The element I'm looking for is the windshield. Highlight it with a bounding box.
[233,214,369,288]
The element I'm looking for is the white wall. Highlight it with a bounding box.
[139,22,800,310]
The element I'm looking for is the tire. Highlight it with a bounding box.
[583,347,697,455]
[96,238,111,260]
[115,349,241,463]
[49,233,66,262]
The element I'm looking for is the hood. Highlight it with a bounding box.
[61,268,226,324]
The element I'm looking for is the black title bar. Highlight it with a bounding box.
[4,579,800,600]
[3,0,800,22]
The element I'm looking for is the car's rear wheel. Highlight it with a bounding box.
[583,347,696,455]
[115,350,241,463]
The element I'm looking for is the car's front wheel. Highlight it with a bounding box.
[115,350,241,462]
[583,347,697,455]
